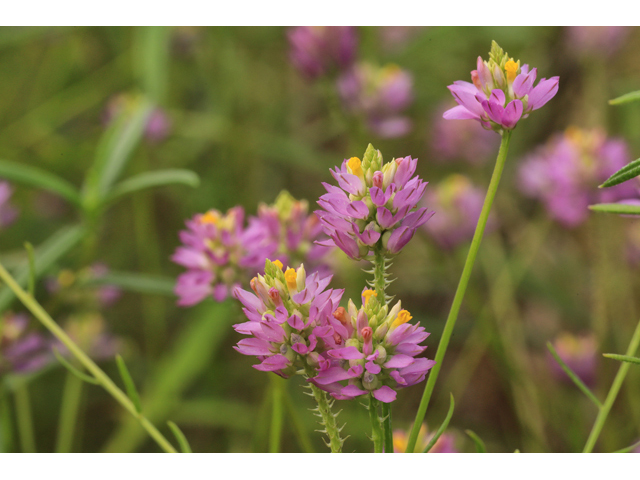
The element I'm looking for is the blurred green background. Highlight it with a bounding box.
[1,26,640,453]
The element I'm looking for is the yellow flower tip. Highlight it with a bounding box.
[347,157,363,176]
[392,309,413,329]
[57,269,76,288]
[272,259,284,270]
[362,289,377,306]
[284,268,297,290]
[200,210,220,226]
[504,59,518,82]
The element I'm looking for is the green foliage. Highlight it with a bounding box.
[603,353,640,365]
[0,160,81,206]
[599,158,640,188]
[609,90,640,105]
[588,203,640,215]
[423,393,455,453]
[465,429,487,453]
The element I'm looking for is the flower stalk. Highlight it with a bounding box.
[406,130,512,452]
[369,394,384,453]
[306,377,344,453]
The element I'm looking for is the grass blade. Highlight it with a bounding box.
[115,355,142,414]
[609,90,640,105]
[613,439,640,453]
[588,203,640,216]
[0,159,80,205]
[599,158,640,188]
[423,393,455,453]
[465,429,486,453]
[107,169,200,203]
[547,342,603,408]
[167,421,192,453]
[603,353,640,365]
[52,348,99,385]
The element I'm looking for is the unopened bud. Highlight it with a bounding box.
[372,170,384,189]
[333,307,350,325]
[362,372,380,390]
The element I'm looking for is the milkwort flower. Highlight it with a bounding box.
[337,63,414,138]
[444,41,559,132]
[288,26,358,80]
[430,102,499,165]
[233,260,343,378]
[311,289,435,403]
[0,180,18,229]
[243,191,332,273]
[422,174,497,250]
[1,313,53,375]
[172,207,273,306]
[316,144,434,260]
[518,127,639,227]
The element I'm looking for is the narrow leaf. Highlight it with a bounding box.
[0,159,80,205]
[116,355,142,414]
[603,353,640,365]
[52,348,99,385]
[134,27,169,103]
[24,243,35,297]
[613,439,640,453]
[465,429,487,453]
[167,421,192,453]
[86,271,175,296]
[547,342,603,408]
[423,393,455,453]
[609,90,640,105]
[107,169,200,203]
[588,203,640,216]
[599,158,640,188]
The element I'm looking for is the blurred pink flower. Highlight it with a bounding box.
[549,332,598,387]
[566,26,630,57]
[288,26,358,79]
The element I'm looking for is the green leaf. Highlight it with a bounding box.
[588,203,640,216]
[167,421,192,453]
[52,348,99,385]
[86,271,175,296]
[613,439,640,453]
[82,99,153,211]
[0,159,80,206]
[465,429,487,453]
[599,158,640,188]
[547,342,603,408]
[107,169,200,203]
[609,90,640,105]
[603,353,640,365]
[134,27,170,103]
[423,393,455,453]
[0,225,85,313]
[115,355,142,414]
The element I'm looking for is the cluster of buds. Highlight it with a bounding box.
[312,288,434,403]
[46,263,121,310]
[244,191,331,272]
[518,127,639,227]
[172,207,270,305]
[444,41,559,132]
[233,260,343,377]
[337,63,414,138]
[316,144,434,260]
[103,93,171,144]
[422,174,497,250]
[287,26,358,80]
[1,313,53,376]
[0,180,18,230]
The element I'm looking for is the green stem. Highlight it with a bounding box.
[369,394,383,453]
[307,381,343,453]
[406,130,512,453]
[14,384,36,453]
[0,385,14,452]
[381,402,393,453]
[56,372,84,452]
[0,261,177,453]
[269,374,285,453]
[583,318,640,453]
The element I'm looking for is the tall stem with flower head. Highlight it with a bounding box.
[406,130,512,452]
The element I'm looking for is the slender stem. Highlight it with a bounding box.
[381,402,393,453]
[583,318,640,453]
[269,374,284,453]
[307,380,343,453]
[369,394,383,453]
[56,372,84,452]
[372,248,387,302]
[406,130,512,453]
[0,261,177,453]
[14,384,36,453]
